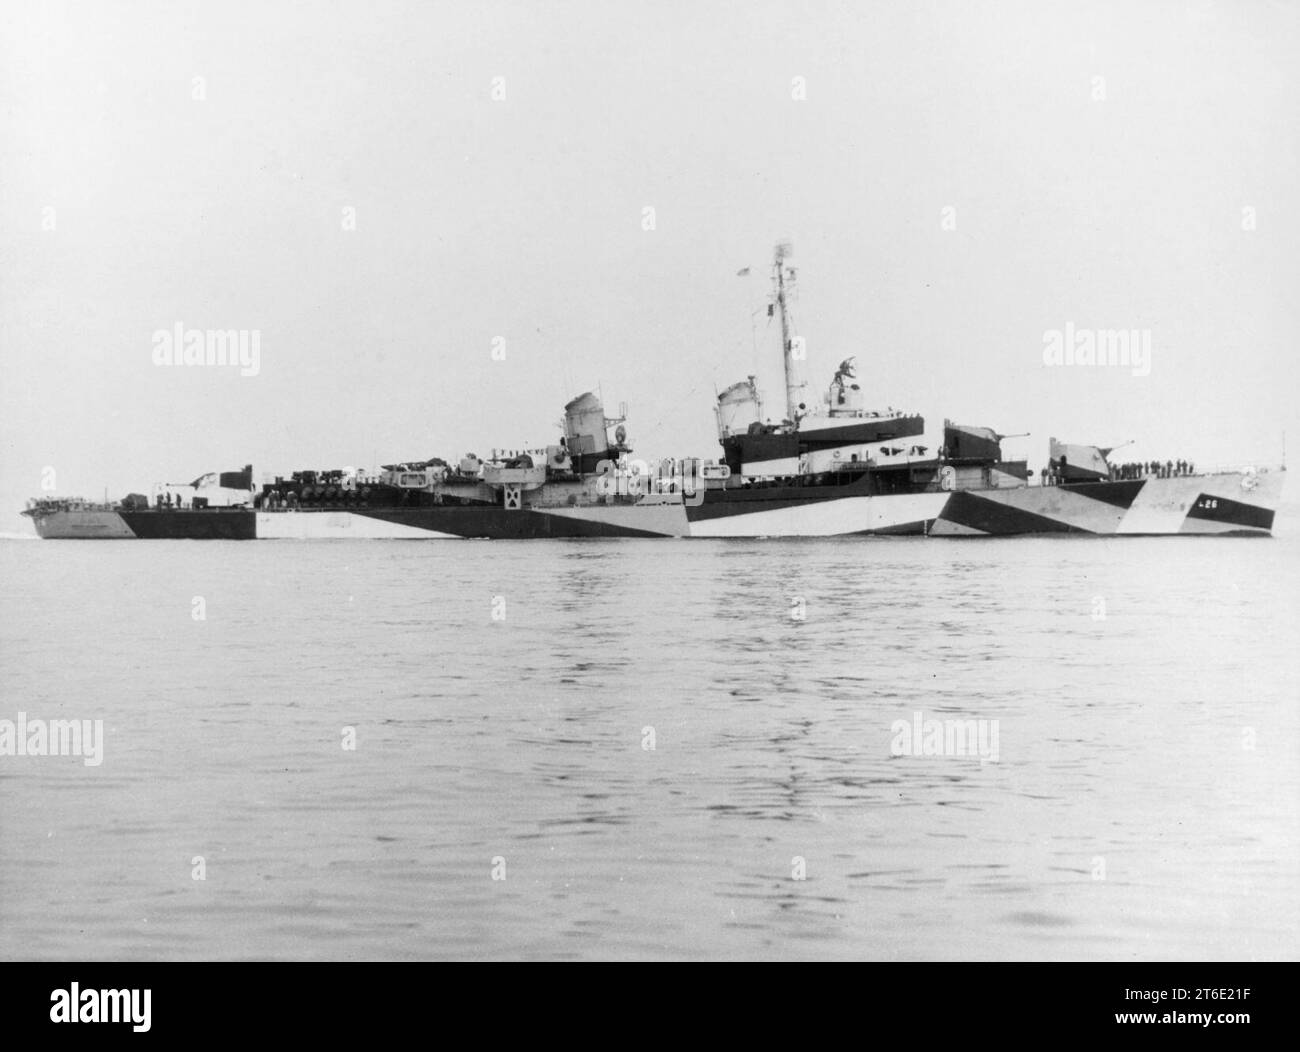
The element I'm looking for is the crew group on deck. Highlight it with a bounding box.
[1111,459,1196,480]
[1041,457,1197,486]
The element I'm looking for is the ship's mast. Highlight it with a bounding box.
[773,241,803,424]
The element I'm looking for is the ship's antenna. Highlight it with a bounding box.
[736,262,760,378]
[773,241,801,424]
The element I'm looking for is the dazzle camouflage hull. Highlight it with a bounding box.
[25,470,1282,539]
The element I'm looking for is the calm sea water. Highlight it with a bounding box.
[1,533,1297,961]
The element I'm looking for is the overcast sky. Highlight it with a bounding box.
[2,0,1297,517]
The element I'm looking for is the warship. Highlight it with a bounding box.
[23,244,1283,540]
